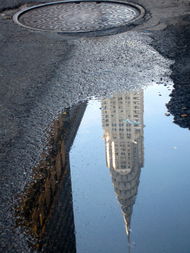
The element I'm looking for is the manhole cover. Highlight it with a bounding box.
[13,0,145,35]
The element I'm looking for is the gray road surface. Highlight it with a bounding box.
[0,0,189,252]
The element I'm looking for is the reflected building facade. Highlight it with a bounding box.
[101,90,144,236]
[16,103,87,252]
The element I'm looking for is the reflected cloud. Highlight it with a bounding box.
[101,90,144,244]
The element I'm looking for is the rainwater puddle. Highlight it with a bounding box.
[69,84,190,253]
[1,1,190,252]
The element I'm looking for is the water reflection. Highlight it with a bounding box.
[14,85,190,253]
[101,90,144,244]
[155,24,190,130]
[167,84,190,129]
[15,102,86,252]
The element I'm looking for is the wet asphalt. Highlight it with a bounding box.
[0,0,190,252]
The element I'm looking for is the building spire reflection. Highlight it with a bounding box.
[101,90,144,244]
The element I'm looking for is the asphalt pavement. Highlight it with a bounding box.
[0,0,189,252]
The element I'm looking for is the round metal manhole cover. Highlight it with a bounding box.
[13,0,145,35]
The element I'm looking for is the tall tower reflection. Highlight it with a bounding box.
[101,90,144,237]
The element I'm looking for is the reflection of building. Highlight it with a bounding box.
[16,103,86,252]
[167,86,190,129]
[101,91,144,236]
[157,24,190,130]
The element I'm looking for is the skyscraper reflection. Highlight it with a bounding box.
[101,90,144,238]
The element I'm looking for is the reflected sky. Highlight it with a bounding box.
[1,1,190,252]
[70,84,190,253]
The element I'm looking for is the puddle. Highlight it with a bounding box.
[14,84,190,252]
[0,0,190,252]
[69,84,190,253]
